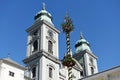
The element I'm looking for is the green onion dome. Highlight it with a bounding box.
[75,33,92,53]
[34,3,53,24]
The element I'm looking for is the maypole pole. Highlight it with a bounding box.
[61,13,75,80]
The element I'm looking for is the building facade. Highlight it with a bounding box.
[80,65,120,80]
[0,58,25,80]
[23,4,98,80]
[0,4,120,80]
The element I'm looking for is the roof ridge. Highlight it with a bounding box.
[0,57,25,70]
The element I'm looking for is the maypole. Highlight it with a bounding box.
[61,13,75,80]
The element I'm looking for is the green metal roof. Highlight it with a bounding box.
[34,3,53,24]
[75,33,92,53]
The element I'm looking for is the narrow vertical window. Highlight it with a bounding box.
[33,40,38,52]
[91,67,94,75]
[80,71,83,77]
[48,41,53,53]
[49,67,52,78]
[32,67,36,78]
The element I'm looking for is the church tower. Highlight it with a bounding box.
[23,4,60,80]
[73,33,98,77]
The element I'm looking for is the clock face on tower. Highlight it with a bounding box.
[48,30,53,37]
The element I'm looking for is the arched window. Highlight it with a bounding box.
[48,41,53,53]
[80,71,83,77]
[32,67,36,78]
[33,30,38,36]
[33,40,38,52]
[91,67,94,75]
[49,67,53,78]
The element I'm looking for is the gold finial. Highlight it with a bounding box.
[42,2,46,10]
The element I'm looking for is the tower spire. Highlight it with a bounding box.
[80,32,84,39]
[42,2,46,10]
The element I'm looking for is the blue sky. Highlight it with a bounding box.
[0,0,120,72]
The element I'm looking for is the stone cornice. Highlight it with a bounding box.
[73,49,97,59]
[43,20,60,33]
[84,50,98,59]
[26,20,60,34]
[23,49,61,64]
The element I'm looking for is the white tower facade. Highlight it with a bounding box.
[23,4,61,80]
[73,33,98,77]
